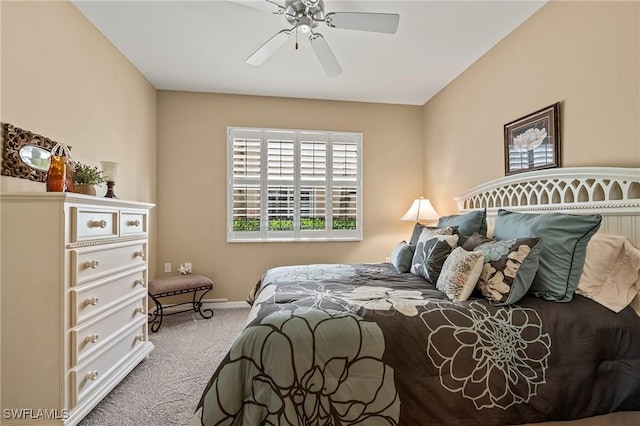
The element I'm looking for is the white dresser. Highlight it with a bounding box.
[1,193,154,425]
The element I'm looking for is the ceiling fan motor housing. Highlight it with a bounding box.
[285,0,325,30]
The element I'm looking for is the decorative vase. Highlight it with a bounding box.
[74,184,96,196]
[46,155,68,192]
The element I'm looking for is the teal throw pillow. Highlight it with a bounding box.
[390,241,415,273]
[493,209,602,302]
[437,209,487,245]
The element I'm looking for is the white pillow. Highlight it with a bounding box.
[576,233,640,313]
[436,247,484,302]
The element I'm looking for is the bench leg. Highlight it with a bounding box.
[148,292,164,333]
[193,286,214,319]
[147,286,214,332]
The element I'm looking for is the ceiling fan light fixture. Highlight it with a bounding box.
[298,16,312,33]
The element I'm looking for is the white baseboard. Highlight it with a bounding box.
[205,300,250,309]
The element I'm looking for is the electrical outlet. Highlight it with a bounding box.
[385,257,391,263]
[164,263,171,273]
[184,262,192,273]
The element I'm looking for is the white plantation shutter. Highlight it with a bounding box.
[230,130,262,236]
[331,137,360,231]
[228,127,362,242]
[267,136,295,180]
[300,186,326,230]
[300,140,327,181]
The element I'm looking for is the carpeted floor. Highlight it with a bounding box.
[79,307,250,426]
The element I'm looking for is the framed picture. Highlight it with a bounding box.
[504,102,560,175]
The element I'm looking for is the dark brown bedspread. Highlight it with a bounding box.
[194,263,640,425]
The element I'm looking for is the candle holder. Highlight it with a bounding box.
[100,161,119,199]
[104,180,118,199]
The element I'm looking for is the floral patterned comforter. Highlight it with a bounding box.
[192,263,640,426]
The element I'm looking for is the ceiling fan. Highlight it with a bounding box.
[237,0,400,77]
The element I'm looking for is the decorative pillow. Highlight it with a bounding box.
[437,209,488,245]
[465,235,542,305]
[576,234,640,312]
[409,223,456,246]
[493,209,602,302]
[411,238,453,283]
[435,247,485,302]
[632,295,640,317]
[461,232,492,251]
[410,229,459,275]
[390,241,416,273]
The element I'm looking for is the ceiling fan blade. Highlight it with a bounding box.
[309,33,342,77]
[246,29,292,66]
[325,12,400,34]
[228,0,283,13]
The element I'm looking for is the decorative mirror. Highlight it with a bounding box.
[19,145,51,172]
[1,123,59,182]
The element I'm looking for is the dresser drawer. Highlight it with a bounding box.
[71,268,146,324]
[71,321,148,406]
[120,211,148,237]
[71,294,147,365]
[71,207,118,242]
[72,241,147,285]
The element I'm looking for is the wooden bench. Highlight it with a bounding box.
[148,274,214,332]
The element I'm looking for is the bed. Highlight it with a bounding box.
[192,167,640,426]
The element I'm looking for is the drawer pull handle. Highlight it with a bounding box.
[134,250,145,259]
[90,220,107,229]
[84,260,99,269]
[136,334,146,342]
[134,279,144,287]
[85,371,99,381]
[128,220,141,227]
[85,334,99,344]
[134,306,145,315]
[85,297,99,306]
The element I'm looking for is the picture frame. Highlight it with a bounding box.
[504,102,560,175]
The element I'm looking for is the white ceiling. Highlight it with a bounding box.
[72,0,546,106]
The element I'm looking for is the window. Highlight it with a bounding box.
[228,127,362,242]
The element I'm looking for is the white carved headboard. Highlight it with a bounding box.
[455,167,640,247]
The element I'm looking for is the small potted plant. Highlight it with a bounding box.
[72,162,105,195]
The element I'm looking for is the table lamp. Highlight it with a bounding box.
[400,197,440,223]
[101,161,119,199]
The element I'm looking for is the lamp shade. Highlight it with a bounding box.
[100,161,119,181]
[400,197,440,222]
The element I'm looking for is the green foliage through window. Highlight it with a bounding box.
[233,217,356,231]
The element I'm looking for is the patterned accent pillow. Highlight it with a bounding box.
[410,229,459,275]
[390,241,415,273]
[412,238,453,283]
[466,235,542,305]
[409,224,457,246]
[436,247,485,302]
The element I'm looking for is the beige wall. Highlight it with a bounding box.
[3,0,637,303]
[1,0,157,267]
[422,0,640,215]
[157,91,423,301]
